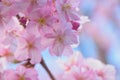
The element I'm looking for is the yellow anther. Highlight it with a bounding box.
[19,76,25,80]
[62,4,71,11]
[38,18,46,26]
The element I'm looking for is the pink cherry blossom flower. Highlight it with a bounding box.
[27,6,56,35]
[55,0,80,21]
[44,22,78,56]
[0,0,27,20]
[1,17,24,45]
[15,30,42,64]
[0,45,15,62]
[23,0,48,12]
[57,51,116,80]
[86,58,116,80]
[57,52,96,80]
[61,66,96,80]
[3,65,39,80]
[0,3,11,26]
[57,51,84,71]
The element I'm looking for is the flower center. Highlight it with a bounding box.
[56,35,64,43]
[79,78,84,80]
[98,71,104,78]
[78,76,84,80]
[28,43,34,49]
[19,76,25,80]
[31,0,37,5]
[2,1,12,6]
[38,18,46,26]
[62,3,71,11]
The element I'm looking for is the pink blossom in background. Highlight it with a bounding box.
[57,51,116,80]
[3,65,39,80]
[55,0,80,21]
[86,58,116,80]
[0,45,15,62]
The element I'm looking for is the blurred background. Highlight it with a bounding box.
[78,0,120,79]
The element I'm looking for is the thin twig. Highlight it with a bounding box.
[41,58,55,80]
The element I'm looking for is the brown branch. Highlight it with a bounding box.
[22,59,35,68]
[41,58,55,80]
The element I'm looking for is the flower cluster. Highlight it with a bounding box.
[57,51,116,80]
[0,0,116,80]
[3,65,39,80]
[0,0,81,64]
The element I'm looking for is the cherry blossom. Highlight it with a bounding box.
[55,0,81,21]
[27,6,56,35]
[0,45,15,62]
[86,58,116,80]
[0,0,117,80]
[44,22,78,56]
[3,65,39,80]
[15,30,42,64]
[57,51,116,80]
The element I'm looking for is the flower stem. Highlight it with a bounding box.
[41,58,55,80]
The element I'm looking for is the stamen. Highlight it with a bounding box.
[62,3,71,11]
[38,18,46,26]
